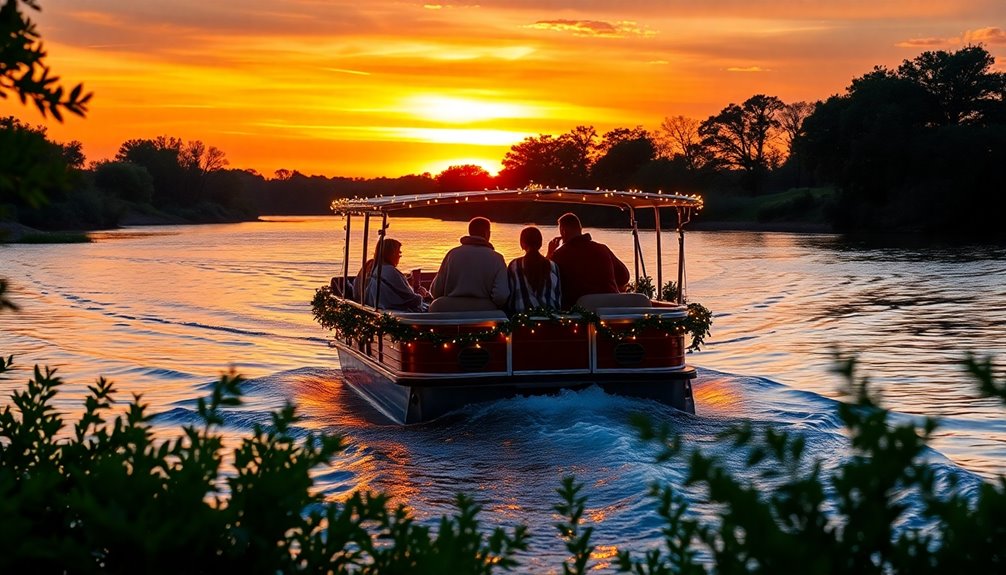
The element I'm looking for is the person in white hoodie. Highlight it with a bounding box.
[430,217,509,308]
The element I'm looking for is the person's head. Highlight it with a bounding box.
[468,217,491,241]
[376,238,402,267]
[557,212,582,241]
[519,226,543,253]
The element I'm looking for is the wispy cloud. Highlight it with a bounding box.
[528,19,654,38]
[964,27,1006,44]
[895,37,951,48]
[322,68,372,76]
[897,26,1006,49]
[726,66,771,72]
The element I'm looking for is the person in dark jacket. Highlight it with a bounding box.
[547,212,629,309]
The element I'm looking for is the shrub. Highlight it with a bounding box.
[0,367,528,574]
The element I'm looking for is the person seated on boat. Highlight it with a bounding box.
[506,226,562,314]
[364,238,430,312]
[353,258,375,304]
[430,217,509,308]
[547,212,630,309]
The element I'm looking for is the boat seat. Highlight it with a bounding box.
[391,309,508,322]
[330,276,353,300]
[575,292,651,311]
[428,296,500,312]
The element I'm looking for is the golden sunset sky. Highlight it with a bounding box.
[4,1,1005,178]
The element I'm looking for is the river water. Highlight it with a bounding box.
[2,216,1005,569]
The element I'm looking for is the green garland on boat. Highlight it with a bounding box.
[311,286,712,351]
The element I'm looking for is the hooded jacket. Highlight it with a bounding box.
[430,235,509,307]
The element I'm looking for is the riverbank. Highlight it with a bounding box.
[0,222,91,243]
[691,220,833,233]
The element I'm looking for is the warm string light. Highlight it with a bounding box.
[311,287,713,351]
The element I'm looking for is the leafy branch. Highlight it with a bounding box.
[0,0,91,120]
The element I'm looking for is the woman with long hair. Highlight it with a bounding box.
[506,226,562,313]
[363,238,429,312]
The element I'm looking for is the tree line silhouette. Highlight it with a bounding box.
[2,45,1003,235]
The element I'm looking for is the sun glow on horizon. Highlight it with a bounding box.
[403,95,534,124]
[5,1,1003,179]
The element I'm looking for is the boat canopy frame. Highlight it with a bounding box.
[332,187,703,308]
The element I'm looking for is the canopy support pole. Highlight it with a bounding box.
[360,214,371,303]
[676,207,691,304]
[342,214,351,301]
[373,212,388,310]
[654,207,663,301]
[629,207,640,286]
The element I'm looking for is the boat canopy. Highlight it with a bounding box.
[331,187,703,216]
[333,186,703,307]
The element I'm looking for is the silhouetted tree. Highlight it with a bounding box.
[435,164,494,192]
[92,160,154,203]
[655,115,710,171]
[556,125,597,186]
[797,46,1006,233]
[591,127,656,188]
[499,133,585,188]
[115,137,186,206]
[115,136,230,207]
[896,45,1006,126]
[0,115,72,209]
[180,140,229,201]
[700,94,785,195]
[778,101,815,151]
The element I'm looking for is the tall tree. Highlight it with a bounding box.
[656,115,712,171]
[797,46,1006,233]
[555,125,597,186]
[116,137,186,206]
[896,45,1006,126]
[0,115,71,208]
[591,126,656,188]
[699,94,785,194]
[435,164,494,192]
[181,140,229,200]
[778,101,815,151]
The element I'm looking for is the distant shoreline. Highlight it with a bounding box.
[690,220,834,234]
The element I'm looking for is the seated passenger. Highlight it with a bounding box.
[353,258,374,304]
[364,238,430,312]
[547,212,630,309]
[506,226,562,314]
[430,217,509,308]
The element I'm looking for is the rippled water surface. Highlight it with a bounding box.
[2,217,1004,568]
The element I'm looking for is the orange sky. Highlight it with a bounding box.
[4,1,1005,178]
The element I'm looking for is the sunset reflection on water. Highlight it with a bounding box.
[2,216,1005,567]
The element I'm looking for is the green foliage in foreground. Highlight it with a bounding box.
[0,367,528,574]
[0,354,1004,573]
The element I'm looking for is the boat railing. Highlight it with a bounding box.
[331,289,688,378]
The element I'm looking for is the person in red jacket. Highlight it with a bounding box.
[546,212,630,309]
